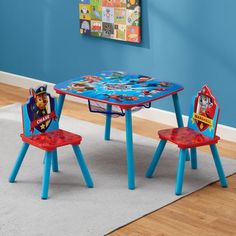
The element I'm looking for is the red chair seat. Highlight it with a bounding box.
[21,129,82,151]
[158,127,220,149]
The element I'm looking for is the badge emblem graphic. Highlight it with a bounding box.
[192,85,216,132]
[27,85,56,133]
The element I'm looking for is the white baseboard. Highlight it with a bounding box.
[1,70,235,142]
[0,71,86,104]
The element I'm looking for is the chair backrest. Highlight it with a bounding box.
[187,85,220,138]
[22,85,58,136]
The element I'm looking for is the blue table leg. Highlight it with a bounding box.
[41,151,52,200]
[172,93,190,161]
[52,149,59,172]
[104,104,112,141]
[176,148,187,195]
[210,144,228,187]
[9,143,30,183]
[57,94,65,120]
[72,145,94,188]
[172,93,184,127]
[146,139,167,177]
[125,109,135,190]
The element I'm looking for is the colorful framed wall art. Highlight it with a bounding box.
[79,0,141,43]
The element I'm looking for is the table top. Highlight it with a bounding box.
[54,71,184,109]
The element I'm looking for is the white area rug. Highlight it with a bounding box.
[0,104,235,236]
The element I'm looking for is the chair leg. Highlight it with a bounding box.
[41,152,52,200]
[72,145,94,188]
[146,140,167,177]
[191,148,197,169]
[176,149,187,195]
[210,144,228,187]
[52,149,59,172]
[9,143,30,183]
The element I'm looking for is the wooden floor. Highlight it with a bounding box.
[1,82,236,236]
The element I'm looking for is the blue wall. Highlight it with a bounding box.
[0,0,236,127]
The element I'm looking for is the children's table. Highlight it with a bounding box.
[54,71,185,189]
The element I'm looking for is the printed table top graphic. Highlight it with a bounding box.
[79,0,141,43]
[54,71,184,109]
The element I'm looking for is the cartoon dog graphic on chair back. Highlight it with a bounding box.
[25,85,58,135]
[188,85,219,138]
[30,85,49,131]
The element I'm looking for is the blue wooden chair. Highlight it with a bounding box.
[146,85,227,195]
[9,85,93,199]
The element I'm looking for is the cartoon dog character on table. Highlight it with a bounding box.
[104,94,138,102]
[68,81,95,93]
